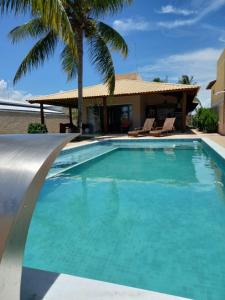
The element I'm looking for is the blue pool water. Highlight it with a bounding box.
[24,140,225,299]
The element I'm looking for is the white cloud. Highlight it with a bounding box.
[139,48,222,107]
[158,5,196,16]
[158,0,225,29]
[113,18,151,33]
[0,79,32,102]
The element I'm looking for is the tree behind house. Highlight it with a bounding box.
[178,75,196,85]
[153,77,168,83]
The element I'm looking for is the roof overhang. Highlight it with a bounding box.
[28,84,200,108]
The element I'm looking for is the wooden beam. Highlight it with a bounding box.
[69,106,73,125]
[103,97,108,133]
[181,92,187,131]
[40,104,45,125]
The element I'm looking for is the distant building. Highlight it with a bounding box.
[207,49,225,135]
[0,99,67,134]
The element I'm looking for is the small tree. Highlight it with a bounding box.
[153,76,168,83]
[178,75,196,85]
[28,123,48,134]
[193,108,218,133]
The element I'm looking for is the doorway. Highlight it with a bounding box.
[107,105,132,133]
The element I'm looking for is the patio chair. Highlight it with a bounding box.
[128,118,155,137]
[149,117,176,137]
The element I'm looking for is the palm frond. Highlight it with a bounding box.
[13,31,57,84]
[97,21,128,57]
[61,44,78,80]
[1,0,76,56]
[88,33,115,95]
[37,1,78,61]
[90,0,133,16]
[9,18,48,43]
[0,0,31,14]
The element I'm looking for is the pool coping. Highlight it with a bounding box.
[62,136,225,161]
[22,267,190,300]
[201,137,225,159]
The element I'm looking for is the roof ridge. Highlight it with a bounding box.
[115,78,199,87]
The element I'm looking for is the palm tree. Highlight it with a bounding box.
[1,0,132,132]
[178,75,196,85]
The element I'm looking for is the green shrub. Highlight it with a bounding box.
[193,108,218,133]
[27,123,48,134]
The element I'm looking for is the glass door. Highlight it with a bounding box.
[108,105,131,133]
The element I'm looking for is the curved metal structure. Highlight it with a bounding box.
[0,134,77,299]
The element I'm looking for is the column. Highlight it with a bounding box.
[103,97,108,133]
[40,104,45,125]
[69,106,73,125]
[181,92,187,131]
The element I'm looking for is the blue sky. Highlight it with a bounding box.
[0,0,225,106]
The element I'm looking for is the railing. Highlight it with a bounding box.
[0,134,77,299]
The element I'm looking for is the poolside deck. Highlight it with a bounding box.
[21,267,189,300]
[64,130,225,150]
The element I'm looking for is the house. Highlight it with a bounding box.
[29,73,200,133]
[207,49,225,135]
[0,99,67,134]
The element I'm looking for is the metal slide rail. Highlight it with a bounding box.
[0,134,77,299]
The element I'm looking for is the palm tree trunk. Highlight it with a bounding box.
[77,28,83,133]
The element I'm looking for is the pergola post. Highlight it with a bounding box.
[40,104,45,125]
[103,97,108,134]
[69,106,73,125]
[181,92,187,131]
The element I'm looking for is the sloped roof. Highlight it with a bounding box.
[28,79,200,105]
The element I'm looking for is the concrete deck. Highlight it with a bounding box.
[21,268,189,300]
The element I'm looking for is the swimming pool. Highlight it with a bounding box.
[24,139,225,299]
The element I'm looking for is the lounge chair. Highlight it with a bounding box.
[149,117,176,137]
[128,118,155,137]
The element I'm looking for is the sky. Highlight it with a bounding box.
[0,0,225,106]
